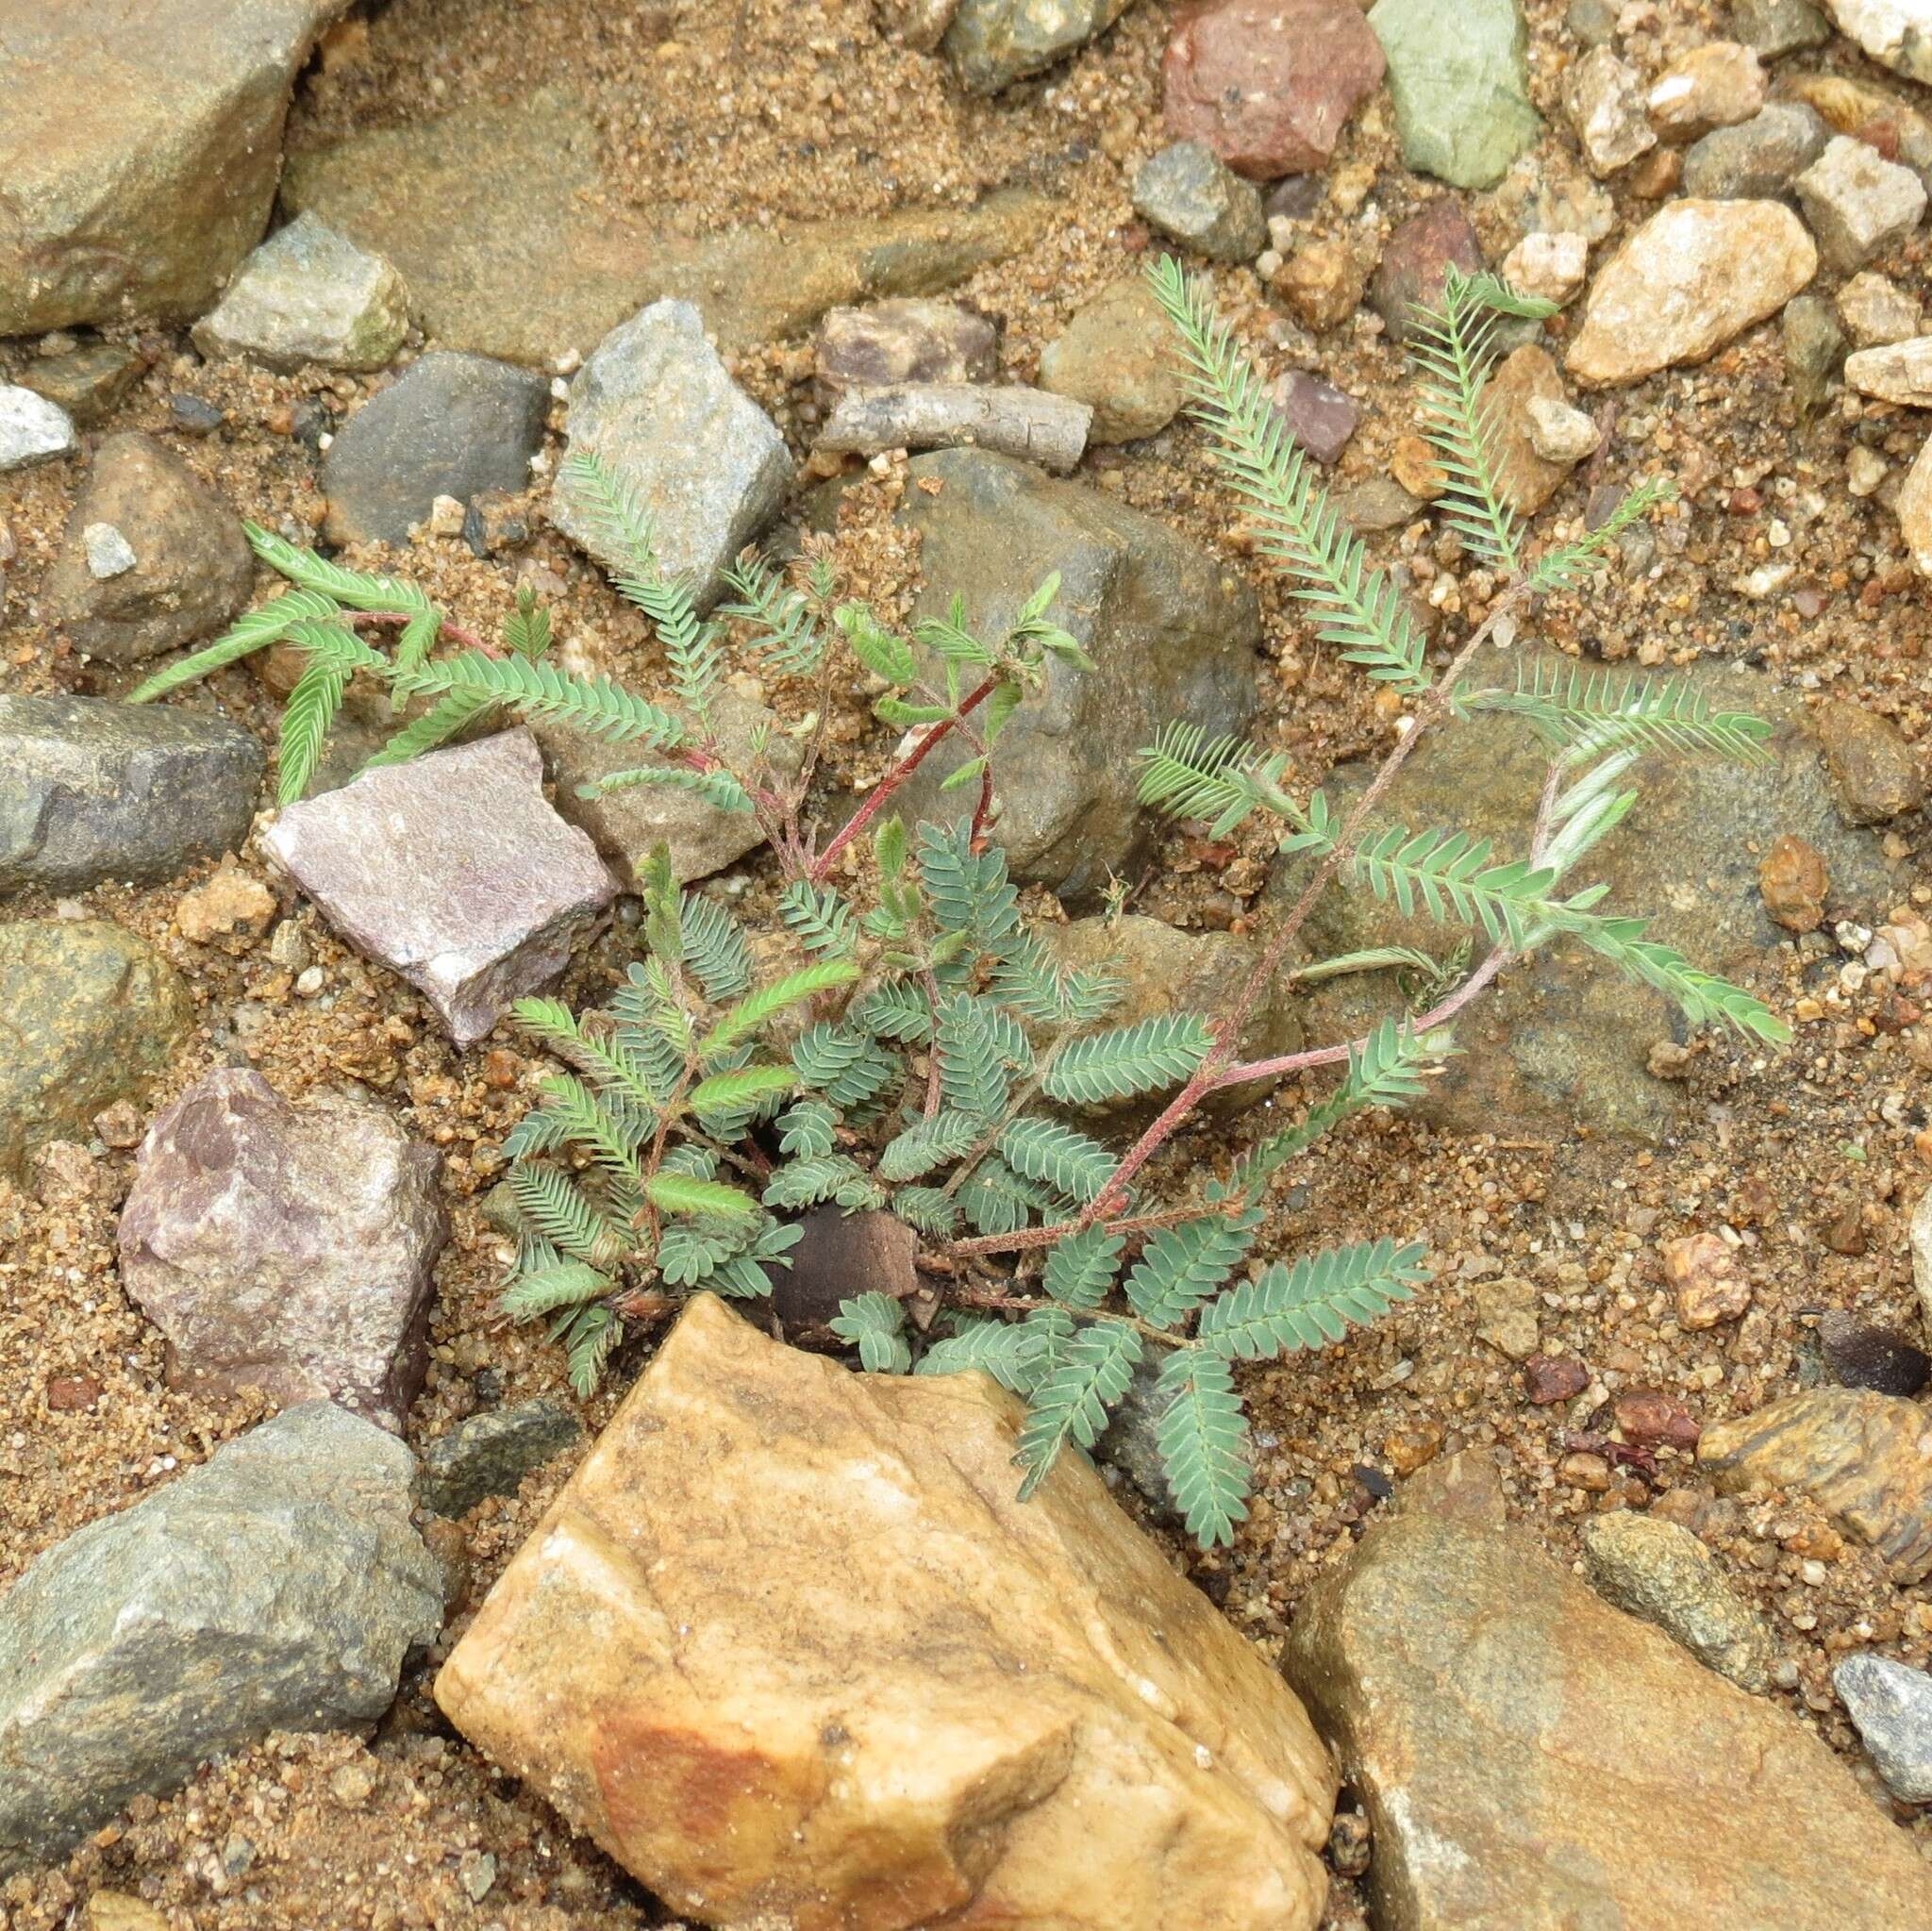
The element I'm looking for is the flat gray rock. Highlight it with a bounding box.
[44,432,255,665]
[1130,140,1267,262]
[0,695,263,893]
[0,384,76,471]
[191,209,409,373]
[323,350,548,545]
[1835,1653,1932,1803]
[893,447,1260,906]
[551,299,792,608]
[119,1069,448,1429]
[262,729,616,1045]
[0,1401,441,1878]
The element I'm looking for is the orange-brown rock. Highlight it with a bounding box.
[437,1295,1336,1931]
[1661,1230,1752,1330]
[1758,833,1828,931]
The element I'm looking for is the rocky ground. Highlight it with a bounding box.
[4,0,1932,1927]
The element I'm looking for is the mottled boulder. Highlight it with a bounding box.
[1698,1390,1932,1583]
[1284,1455,1932,1929]
[815,298,997,401]
[893,448,1261,905]
[1646,42,1766,146]
[538,689,801,890]
[262,730,617,1045]
[283,91,1050,365]
[1794,134,1928,273]
[0,0,345,334]
[118,1069,448,1429]
[943,0,1130,92]
[439,1295,1337,1931]
[323,351,548,546]
[44,434,253,664]
[1266,653,1902,1140]
[1814,698,1924,823]
[0,1402,441,1878]
[0,695,263,894]
[1162,0,1386,181]
[1038,276,1187,442]
[1682,102,1828,200]
[1568,199,1817,387]
[1369,0,1541,191]
[416,1399,585,1519]
[190,210,410,373]
[0,921,192,1178]
[552,300,792,608]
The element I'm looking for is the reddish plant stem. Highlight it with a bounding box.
[350,609,499,658]
[808,674,1000,882]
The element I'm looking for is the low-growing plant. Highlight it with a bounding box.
[133,265,1789,1548]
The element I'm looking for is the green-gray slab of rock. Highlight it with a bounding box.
[0,0,345,334]
[322,351,548,546]
[1267,654,1905,1140]
[190,209,409,373]
[0,920,192,1176]
[0,1402,441,1878]
[417,1399,586,1519]
[1369,0,1541,191]
[893,448,1260,905]
[943,0,1133,93]
[282,91,1051,366]
[1284,1454,1932,1928]
[0,695,263,894]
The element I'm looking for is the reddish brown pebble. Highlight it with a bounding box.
[92,1099,146,1150]
[481,1048,521,1090]
[46,1374,102,1412]
[1758,834,1829,932]
[1613,1388,1703,1451]
[1162,0,1386,180]
[1524,1355,1589,1404]
[1821,1204,1867,1256]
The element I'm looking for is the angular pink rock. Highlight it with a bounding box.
[262,729,617,1045]
[1274,369,1358,463]
[1370,198,1483,344]
[118,1069,448,1429]
[1163,0,1387,181]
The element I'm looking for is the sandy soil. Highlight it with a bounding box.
[2,0,1930,1924]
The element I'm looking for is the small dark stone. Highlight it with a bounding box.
[1327,1806,1373,1878]
[1612,1387,1702,1451]
[416,1398,585,1518]
[1524,1355,1589,1405]
[771,1207,918,1336]
[472,1366,504,1407]
[323,351,549,545]
[1265,175,1324,223]
[1817,1310,1931,1398]
[168,392,225,435]
[291,398,333,455]
[1354,1463,1395,1501]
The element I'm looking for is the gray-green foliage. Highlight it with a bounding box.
[122,267,1792,1553]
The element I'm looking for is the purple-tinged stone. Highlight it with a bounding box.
[262,729,616,1044]
[1370,199,1483,344]
[118,1069,448,1429]
[1274,369,1359,463]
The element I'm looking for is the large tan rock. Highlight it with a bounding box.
[437,1295,1335,1931]
[1285,1455,1932,1928]
[1567,199,1816,387]
[1698,1390,1932,1583]
[0,0,344,333]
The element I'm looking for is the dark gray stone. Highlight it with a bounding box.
[0,1402,441,1878]
[1131,141,1268,261]
[0,695,263,893]
[1783,291,1846,414]
[893,448,1261,905]
[15,341,143,427]
[262,729,617,1045]
[1267,654,1904,1140]
[943,0,1130,92]
[417,1399,586,1518]
[119,1070,449,1430]
[323,351,548,545]
[1835,1654,1932,1803]
[1734,0,1833,57]
[0,920,192,1177]
[1682,103,1829,200]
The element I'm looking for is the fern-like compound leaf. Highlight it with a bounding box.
[364,689,497,769]
[275,622,383,804]
[679,891,753,1001]
[645,1171,759,1219]
[402,650,685,750]
[126,587,341,703]
[997,1117,1116,1204]
[500,1260,613,1320]
[777,1098,838,1158]
[878,1110,981,1183]
[1200,1238,1430,1359]
[935,993,1010,1122]
[719,554,827,675]
[1155,1349,1253,1548]
[892,1185,961,1237]
[1041,1014,1214,1105]
[1147,257,1432,695]
[245,524,429,613]
[701,958,858,1056]
[830,1291,911,1373]
[1013,1318,1142,1500]
[1124,1211,1260,1329]
[918,820,1021,958]
[577,763,753,815]
[1526,476,1675,594]
[851,976,933,1042]
[509,1164,625,1268]
[1041,1225,1125,1310]
[686,1063,796,1115]
[763,1154,875,1210]
[1136,721,1293,836]
[915,1316,1040,1391]
[1460,661,1775,767]
[958,1157,1051,1236]
[777,879,857,958]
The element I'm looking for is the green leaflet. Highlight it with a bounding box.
[1155,1350,1252,1548]
[1041,1014,1213,1106]
[1013,1318,1141,1500]
[1199,1238,1429,1358]
[1124,1212,1259,1329]
[996,1118,1115,1204]
[830,1291,911,1373]
[1041,1226,1124,1310]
